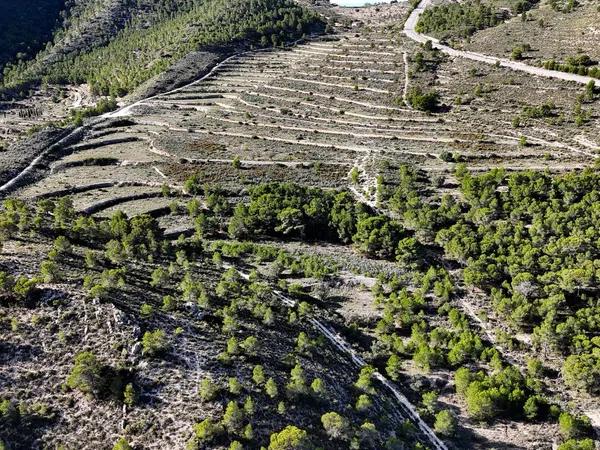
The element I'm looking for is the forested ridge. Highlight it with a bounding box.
[226,170,599,448]
[0,0,324,97]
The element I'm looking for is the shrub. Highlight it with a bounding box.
[0,399,19,424]
[66,352,103,397]
[321,412,350,440]
[310,378,326,397]
[557,439,595,450]
[142,329,169,357]
[228,377,243,395]
[40,260,61,283]
[268,425,311,450]
[286,363,307,396]
[229,441,243,450]
[434,410,457,436]
[355,394,372,411]
[222,401,244,433]
[562,353,600,394]
[123,383,137,407]
[511,46,523,60]
[193,418,223,443]
[112,437,132,450]
[265,378,278,398]
[406,87,439,112]
[559,412,592,440]
[199,378,219,402]
[252,365,265,385]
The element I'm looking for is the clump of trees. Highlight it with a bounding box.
[142,329,169,357]
[66,352,134,402]
[542,55,600,79]
[227,182,369,243]
[454,365,541,422]
[406,87,440,112]
[416,0,506,39]
[223,182,416,261]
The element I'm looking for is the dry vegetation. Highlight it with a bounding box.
[0,1,599,450]
[466,0,600,65]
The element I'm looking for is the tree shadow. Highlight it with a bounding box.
[0,341,43,365]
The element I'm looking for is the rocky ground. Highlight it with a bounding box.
[0,1,599,449]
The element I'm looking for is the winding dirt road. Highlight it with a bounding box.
[403,0,596,85]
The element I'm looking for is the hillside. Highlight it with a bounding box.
[0,0,599,449]
[0,0,65,68]
[0,0,325,97]
[466,0,600,73]
[416,0,600,78]
[0,206,420,449]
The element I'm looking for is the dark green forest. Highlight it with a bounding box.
[0,0,65,68]
[415,0,539,40]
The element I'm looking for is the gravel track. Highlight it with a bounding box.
[404,0,597,85]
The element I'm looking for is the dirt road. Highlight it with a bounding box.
[403,0,596,85]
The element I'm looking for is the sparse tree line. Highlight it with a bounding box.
[547,0,580,13]
[512,82,595,128]
[542,56,600,79]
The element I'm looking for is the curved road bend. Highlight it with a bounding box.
[404,0,596,85]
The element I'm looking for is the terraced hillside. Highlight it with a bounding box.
[1,1,599,450]
[7,25,598,209]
